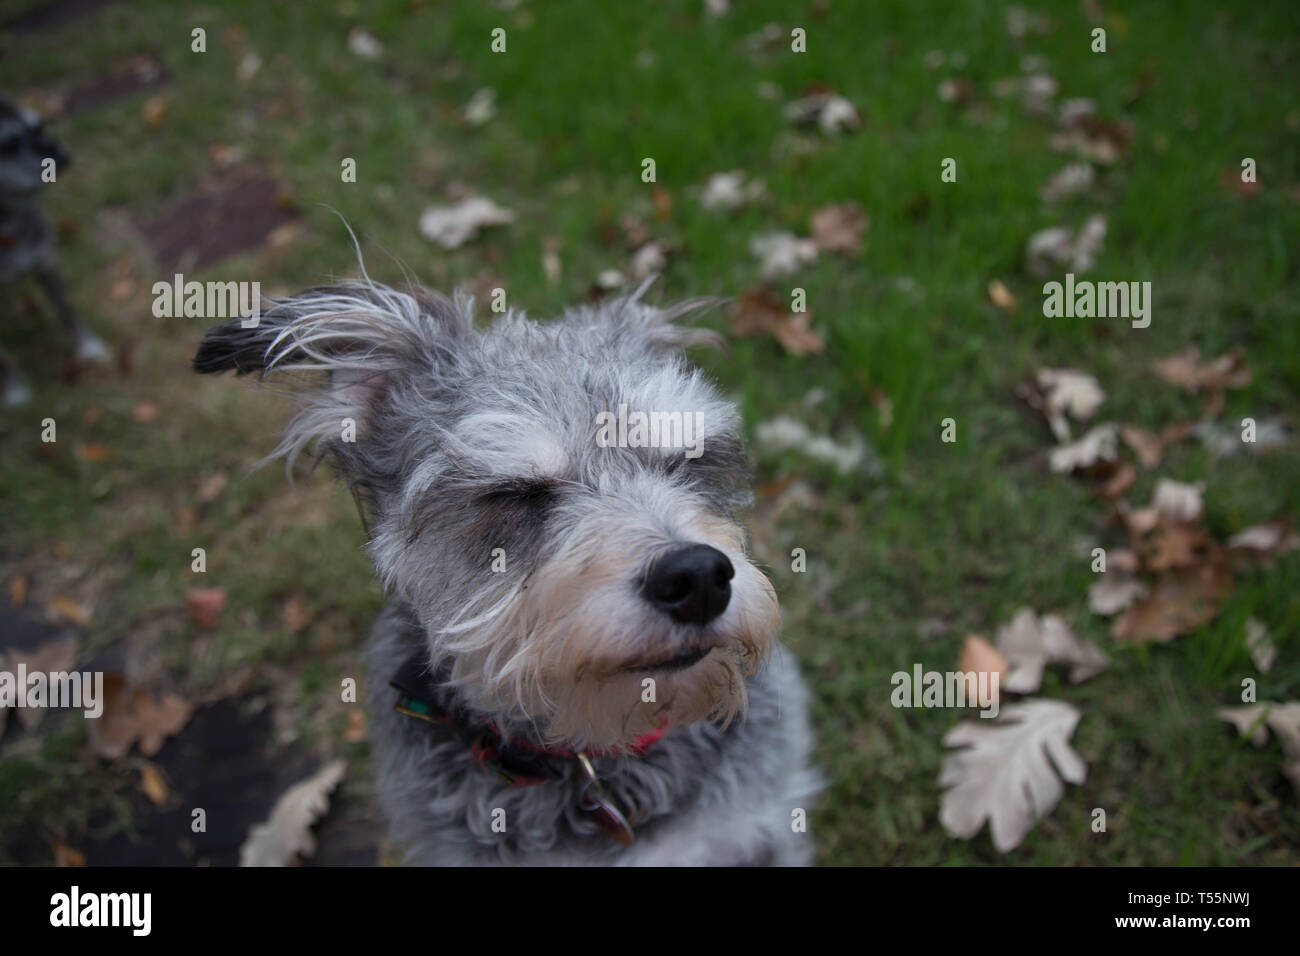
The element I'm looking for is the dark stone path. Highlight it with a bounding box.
[137,173,298,273]
[3,0,119,33]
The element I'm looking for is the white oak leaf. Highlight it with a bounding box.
[239,760,346,867]
[939,699,1086,852]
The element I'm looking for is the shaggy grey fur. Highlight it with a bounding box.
[195,276,820,865]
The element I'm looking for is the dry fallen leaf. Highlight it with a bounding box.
[1218,702,1300,796]
[629,240,669,280]
[594,269,626,291]
[754,416,866,474]
[1025,214,1107,277]
[282,596,311,634]
[987,279,1018,314]
[463,87,496,126]
[1198,417,1290,458]
[1049,115,1134,165]
[185,588,226,630]
[142,95,168,128]
[135,694,193,756]
[344,709,367,743]
[1108,548,1140,574]
[1151,478,1204,523]
[1265,704,1300,757]
[1245,619,1277,674]
[1218,703,1272,747]
[782,90,861,134]
[1038,615,1110,685]
[749,231,819,278]
[1113,558,1234,643]
[730,286,824,355]
[937,76,974,106]
[730,285,789,338]
[1049,423,1118,473]
[1144,521,1211,572]
[52,840,86,867]
[1228,520,1300,562]
[1088,574,1146,616]
[541,236,563,284]
[46,595,91,627]
[195,472,229,504]
[809,202,867,254]
[995,608,1046,694]
[174,505,197,534]
[1095,460,1136,499]
[266,221,305,249]
[699,170,765,211]
[772,311,825,356]
[140,763,169,805]
[869,386,893,430]
[240,760,347,866]
[956,635,1008,688]
[418,197,515,250]
[131,401,159,423]
[89,674,194,759]
[9,573,29,609]
[209,143,245,168]
[1034,368,1105,442]
[996,608,1109,692]
[939,699,1086,852]
[347,27,383,60]
[1119,421,1195,470]
[1115,500,1160,537]
[651,186,673,221]
[1039,162,1095,203]
[75,443,112,463]
[1120,425,1163,469]
[1151,348,1251,394]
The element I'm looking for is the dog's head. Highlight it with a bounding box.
[194,281,779,750]
[0,98,68,196]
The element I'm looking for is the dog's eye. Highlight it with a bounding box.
[475,478,560,509]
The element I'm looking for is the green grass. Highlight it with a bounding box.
[1,0,1298,865]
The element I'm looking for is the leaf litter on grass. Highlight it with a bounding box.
[948,330,1291,849]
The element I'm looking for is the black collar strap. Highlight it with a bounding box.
[390,654,640,845]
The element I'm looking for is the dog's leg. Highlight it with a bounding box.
[34,260,109,362]
[0,345,33,407]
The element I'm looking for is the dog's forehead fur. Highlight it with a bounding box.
[389,300,752,549]
[239,282,744,505]
[423,316,740,474]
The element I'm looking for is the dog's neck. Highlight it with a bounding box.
[387,604,662,760]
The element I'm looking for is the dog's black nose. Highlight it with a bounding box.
[643,544,734,625]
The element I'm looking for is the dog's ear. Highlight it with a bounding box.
[194,282,471,476]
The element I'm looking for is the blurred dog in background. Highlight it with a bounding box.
[0,96,108,406]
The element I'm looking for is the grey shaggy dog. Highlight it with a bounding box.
[194,274,820,865]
